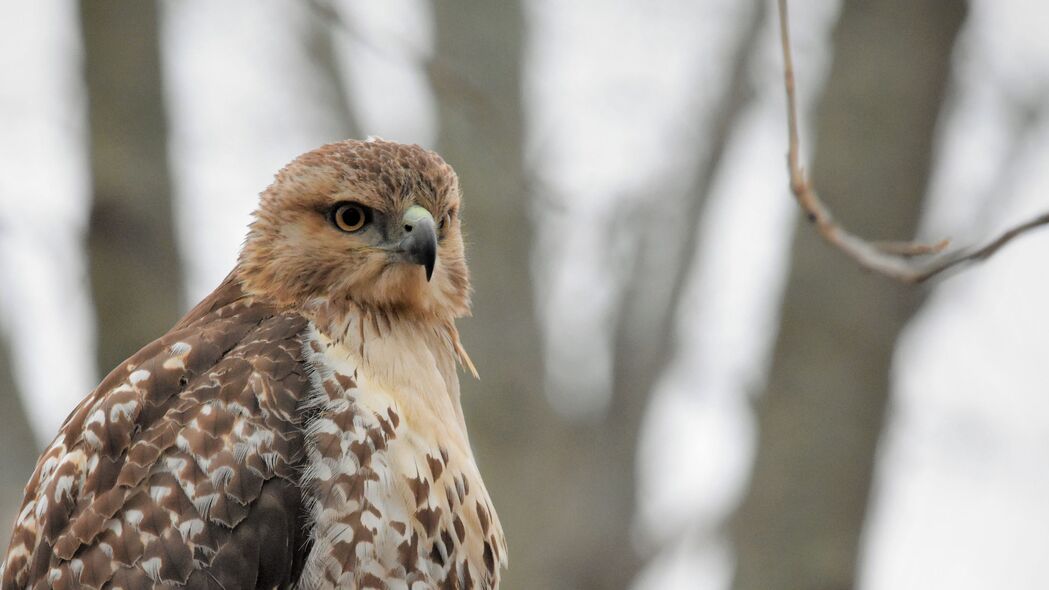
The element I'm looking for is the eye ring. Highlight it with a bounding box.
[331,203,368,233]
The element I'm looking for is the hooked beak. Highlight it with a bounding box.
[400,205,437,281]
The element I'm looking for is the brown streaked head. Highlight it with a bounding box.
[238,139,471,320]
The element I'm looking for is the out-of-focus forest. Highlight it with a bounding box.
[2,1,1049,589]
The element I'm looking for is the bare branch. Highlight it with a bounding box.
[777,0,1049,283]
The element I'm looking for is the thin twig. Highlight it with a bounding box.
[777,0,1049,283]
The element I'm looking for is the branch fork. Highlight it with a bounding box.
[778,0,1049,283]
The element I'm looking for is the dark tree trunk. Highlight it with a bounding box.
[730,2,967,589]
[80,1,182,373]
[301,1,361,141]
[429,2,557,587]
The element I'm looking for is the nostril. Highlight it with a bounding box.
[404,224,413,233]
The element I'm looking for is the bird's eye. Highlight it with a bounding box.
[331,203,368,232]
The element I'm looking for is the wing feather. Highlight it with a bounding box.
[1,276,313,589]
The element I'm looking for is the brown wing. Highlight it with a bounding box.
[0,275,313,589]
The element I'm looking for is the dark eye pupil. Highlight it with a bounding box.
[341,207,361,227]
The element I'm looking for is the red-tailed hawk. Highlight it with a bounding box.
[1,139,506,589]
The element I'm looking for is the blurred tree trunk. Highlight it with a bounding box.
[430,1,557,588]
[430,1,654,587]
[81,1,181,373]
[432,2,768,588]
[597,3,766,587]
[302,1,361,140]
[431,1,659,585]
[730,2,966,590]
[0,339,40,554]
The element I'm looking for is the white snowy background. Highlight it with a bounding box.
[2,0,1049,588]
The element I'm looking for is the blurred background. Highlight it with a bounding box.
[2,0,1049,588]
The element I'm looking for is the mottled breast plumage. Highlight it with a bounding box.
[296,326,505,589]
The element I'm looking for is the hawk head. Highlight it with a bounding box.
[238,139,471,322]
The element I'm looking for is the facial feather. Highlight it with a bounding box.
[238,139,471,322]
